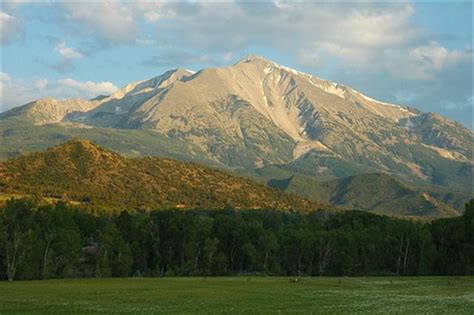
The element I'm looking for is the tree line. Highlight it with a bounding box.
[1,199,473,280]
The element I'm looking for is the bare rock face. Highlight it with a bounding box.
[1,56,472,189]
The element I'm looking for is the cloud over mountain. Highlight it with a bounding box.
[0,74,117,111]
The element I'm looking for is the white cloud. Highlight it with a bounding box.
[0,11,23,44]
[53,2,419,55]
[0,74,118,111]
[60,2,137,44]
[55,41,83,59]
[384,42,472,81]
[57,2,177,46]
[338,5,418,48]
[51,1,467,82]
[137,2,426,72]
[409,42,471,70]
[56,78,117,98]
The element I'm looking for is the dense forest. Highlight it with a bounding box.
[1,199,473,281]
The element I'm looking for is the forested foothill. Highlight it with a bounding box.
[1,199,473,281]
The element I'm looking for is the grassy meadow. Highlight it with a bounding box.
[0,277,473,314]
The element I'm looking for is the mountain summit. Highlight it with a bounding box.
[1,56,472,192]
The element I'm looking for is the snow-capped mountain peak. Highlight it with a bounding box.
[1,56,471,184]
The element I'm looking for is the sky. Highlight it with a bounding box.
[1,1,473,128]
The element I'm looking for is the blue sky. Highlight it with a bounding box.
[1,1,472,128]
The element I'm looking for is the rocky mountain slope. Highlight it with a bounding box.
[0,140,320,212]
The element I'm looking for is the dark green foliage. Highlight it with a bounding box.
[1,199,472,280]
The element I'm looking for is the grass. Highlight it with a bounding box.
[0,277,473,314]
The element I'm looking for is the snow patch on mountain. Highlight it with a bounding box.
[351,90,413,114]
[251,55,414,119]
[307,79,347,99]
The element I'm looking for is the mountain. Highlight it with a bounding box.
[2,56,471,184]
[0,55,472,213]
[0,97,97,124]
[265,172,464,219]
[0,140,320,212]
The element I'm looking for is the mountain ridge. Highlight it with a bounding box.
[266,172,463,219]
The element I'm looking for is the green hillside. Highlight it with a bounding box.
[266,173,465,219]
[0,139,321,213]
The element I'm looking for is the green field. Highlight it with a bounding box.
[0,277,473,314]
